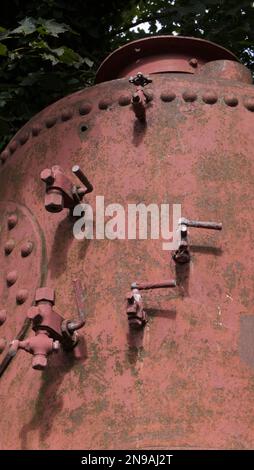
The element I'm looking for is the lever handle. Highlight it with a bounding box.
[72,165,93,194]
[66,279,86,333]
[179,218,222,231]
[131,280,176,290]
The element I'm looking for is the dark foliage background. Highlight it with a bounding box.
[0,0,253,150]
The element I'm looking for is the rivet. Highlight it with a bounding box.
[9,140,18,154]
[19,132,29,145]
[7,214,18,230]
[4,239,15,255]
[98,99,112,110]
[21,241,33,257]
[224,95,238,107]
[182,91,197,102]
[45,116,57,128]
[189,58,198,68]
[0,338,6,354]
[118,95,131,106]
[6,271,18,287]
[202,91,218,104]
[244,97,254,112]
[79,103,92,115]
[61,109,73,121]
[32,124,42,136]
[0,310,7,326]
[161,92,176,102]
[16,289,28,305]
[0,149,9,163]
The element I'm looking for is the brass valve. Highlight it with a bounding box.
[129,72,152,122]
[173,217,222,264]
[40,164,93,214]
[9,280,86,371]
[126,280,176,329]
[9,332,59,370]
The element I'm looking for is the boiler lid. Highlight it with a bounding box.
[95,35,238,83]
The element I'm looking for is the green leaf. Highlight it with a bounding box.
[41,53,59,65]
[11,17,36,35]
[84,57,94,68]
[0,43,7,56]
[29,39,48,49]
[38,19,68,37]
[51,46,82,66]
[52,47,65,57]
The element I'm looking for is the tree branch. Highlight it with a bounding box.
[109,9,177,37]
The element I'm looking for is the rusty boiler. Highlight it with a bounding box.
[1,35,254,450]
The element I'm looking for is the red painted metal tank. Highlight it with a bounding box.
[1,35,254,450]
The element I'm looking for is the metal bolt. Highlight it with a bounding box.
[98,99,112,110]
[189,58,198,68]
[61,109,73,121]
[19,132,29,145]
[9,140,18,153]
[244,98,254,112]
[21,241,33,257]
[118,95,131,106]
[202,91,218,104]
[7,214,18,230]
[16,289,29,305]
[6,271,18,287]
[182,91,197,102]
[79,103,92,115]
[224,95,238,107]
[160,92,176,102]
[31,124,42,136]
[4,239,15,255]
[45,116,57,128]
[0,149,9,163]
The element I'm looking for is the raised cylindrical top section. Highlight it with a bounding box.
[95,35,239,83]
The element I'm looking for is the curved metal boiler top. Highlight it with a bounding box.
[0,35,254,450]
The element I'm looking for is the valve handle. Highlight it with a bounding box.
[66,279,86,333]
[129,72,152,87]
[179,217,222,231]
[131,280,176,290]
[72,165,93,194]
